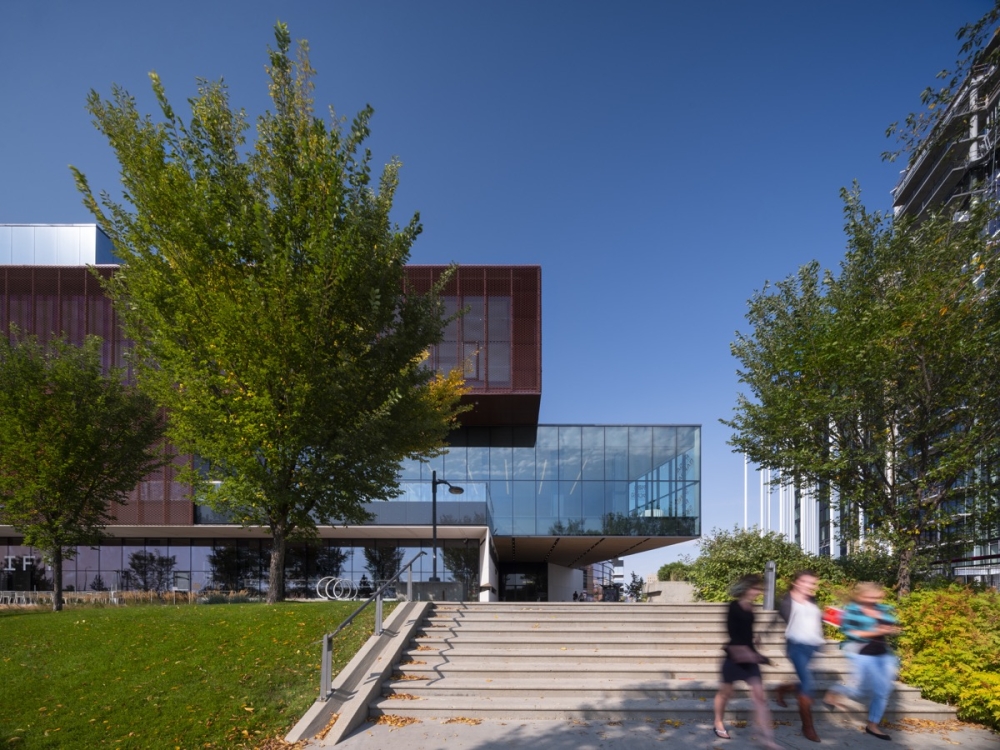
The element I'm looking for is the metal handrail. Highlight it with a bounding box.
[317,550,426,701]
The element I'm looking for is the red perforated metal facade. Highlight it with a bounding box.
[0,266,190,525]
[405,265,541,426]
[1,264,541,526]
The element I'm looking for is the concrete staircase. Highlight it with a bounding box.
[369,601,955,724]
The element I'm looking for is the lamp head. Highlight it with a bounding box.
[448,485,464,495]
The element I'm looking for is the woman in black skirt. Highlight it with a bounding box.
[712,574,778,749]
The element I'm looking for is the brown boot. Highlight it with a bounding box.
[773,682,797,707]
[798,694,820,742]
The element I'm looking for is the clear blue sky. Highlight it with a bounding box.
[1,1,992,576]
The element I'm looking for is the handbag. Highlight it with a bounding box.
[725,645,771,665]
[822,606,844,627]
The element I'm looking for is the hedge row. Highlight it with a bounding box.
[896,585,1000,730]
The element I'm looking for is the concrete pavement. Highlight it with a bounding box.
[323,714,998,750]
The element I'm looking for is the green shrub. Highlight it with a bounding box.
[657,561,691,581]
[835,543,899,589]
[897,585,1000,729]
[686,525,844,602]
[203,593,251,604]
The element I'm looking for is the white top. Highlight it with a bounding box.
[785,598,826,646]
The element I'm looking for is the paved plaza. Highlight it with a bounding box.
[321,714,998,750]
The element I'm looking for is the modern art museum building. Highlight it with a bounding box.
[0,224,701,601]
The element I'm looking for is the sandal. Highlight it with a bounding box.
[713,727,731,740]
[822,690,846,712]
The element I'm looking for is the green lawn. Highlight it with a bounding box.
[0,601,387,749]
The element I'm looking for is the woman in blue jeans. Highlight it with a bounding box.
[824,582,901,741]
[773,570,825,742]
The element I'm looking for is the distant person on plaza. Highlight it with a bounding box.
[773,570,825,742]
[573,591,579,602]
[824,582,901,741]
[712,574,779,749]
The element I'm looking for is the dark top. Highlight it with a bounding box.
[727,599,755,647]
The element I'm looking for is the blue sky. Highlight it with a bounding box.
[1,1,992,576]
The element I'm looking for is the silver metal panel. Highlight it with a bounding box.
[10,226,34,264]
[33,226,57,264]
[0,226,10,263]
[57,225,81,264]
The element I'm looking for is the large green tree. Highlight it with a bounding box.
[726,192,1000,593]
[0,335,166,611]
[72,24,466,602]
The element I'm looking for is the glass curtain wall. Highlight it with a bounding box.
[399,425,700,537]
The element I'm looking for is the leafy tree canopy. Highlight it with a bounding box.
[726,191,1000,593]
[72,23,467,602]
[686,526,843,603]
[656,560,690,582]
[0,334,166,611]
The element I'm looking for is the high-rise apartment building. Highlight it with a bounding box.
[889,38,1000,585]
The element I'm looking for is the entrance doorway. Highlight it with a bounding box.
[498,562,547,601]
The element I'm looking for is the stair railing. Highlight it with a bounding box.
[317,550,426,701]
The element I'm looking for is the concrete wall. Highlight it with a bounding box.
[410,581,464,601]
[548,563,584,602]
[644,580,696,603]
[480,530,498,601]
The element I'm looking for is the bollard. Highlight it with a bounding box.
[764,560,776,610]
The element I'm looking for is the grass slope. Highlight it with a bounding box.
[0,601,386,749]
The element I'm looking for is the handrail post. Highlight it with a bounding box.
[314,550,425,701]
[407,565,413,601]
[319,633,333,701]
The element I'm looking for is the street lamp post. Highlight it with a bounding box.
[430,470,464,582]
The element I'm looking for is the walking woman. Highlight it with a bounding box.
[713,574,779,749]
[773,570,825,742]
[824,582,901,741]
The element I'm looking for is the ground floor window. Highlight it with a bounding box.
[0,537,484,600]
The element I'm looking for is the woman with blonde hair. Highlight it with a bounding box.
[824,582,901,741]
[712,574,779,749]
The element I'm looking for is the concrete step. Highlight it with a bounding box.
[400,646,850,666]
[369,694,957,723]
[383,676,924,700]
[424,609,757,620]
[412,637,792,648]
[421,618,785,641]
[365,602,958,729]
[393,658,851,679]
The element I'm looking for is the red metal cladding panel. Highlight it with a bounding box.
[110,457,193,525]
[1,264,542,523]
[0,267,126,374]
[405,265,541,396]
[405,265,541,426]
[1,267,183,525]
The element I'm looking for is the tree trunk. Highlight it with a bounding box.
[267,523,287,604]
[897,543,915,596]
[52,547,64,612]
